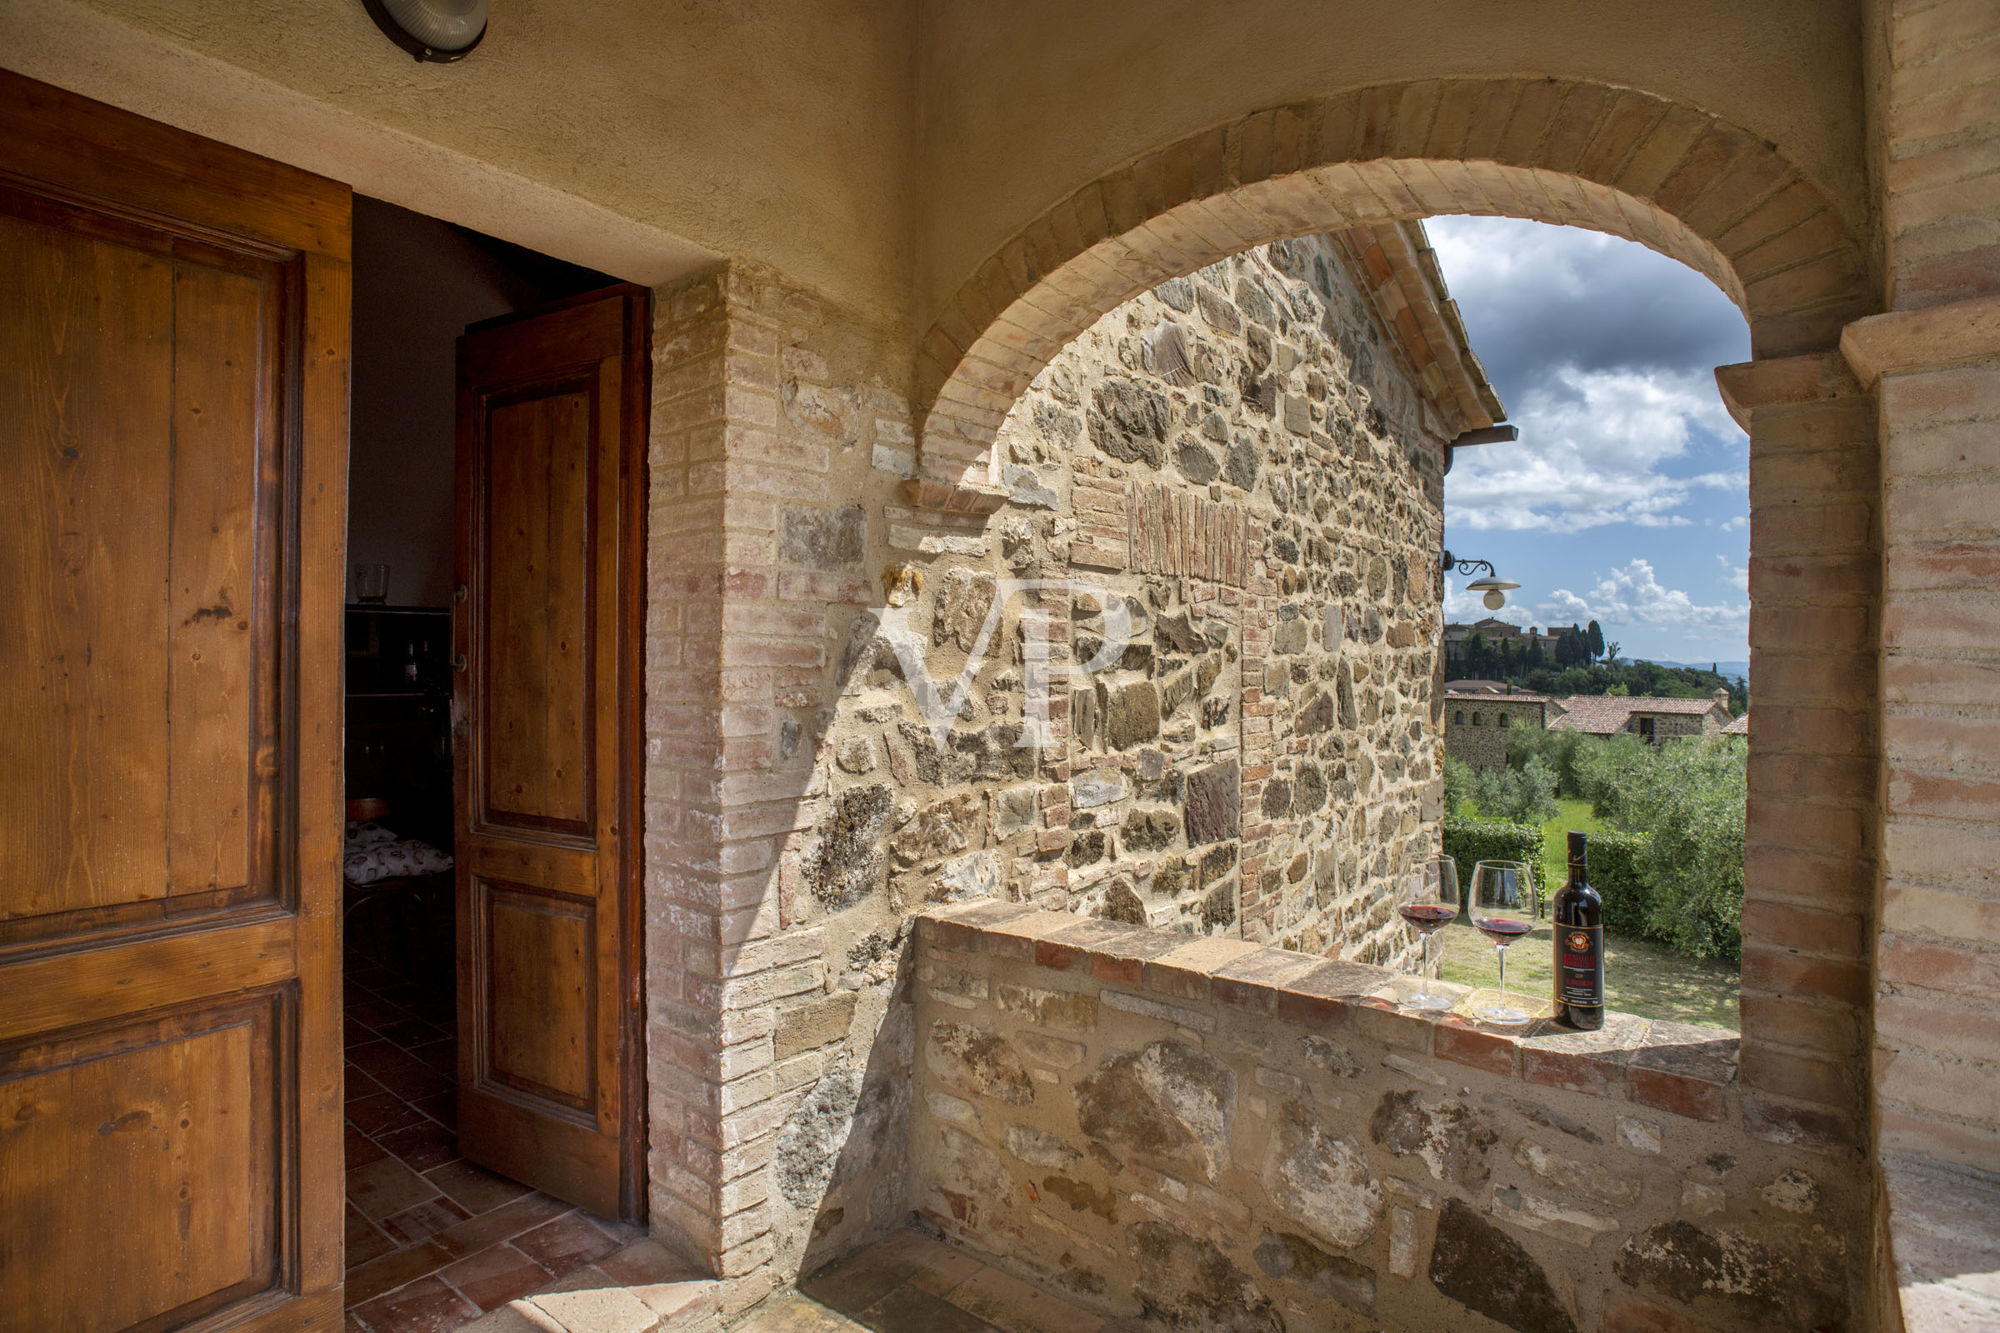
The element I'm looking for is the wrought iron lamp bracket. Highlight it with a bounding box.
[1441,551,1497,578]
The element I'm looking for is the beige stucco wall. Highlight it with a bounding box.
[913,0,1870,327]
[3,0,1872,361]
[0,0,918,356]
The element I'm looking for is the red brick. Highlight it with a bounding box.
[1740,899,1866,957]
[1521,1046,1617,1097]
[1740,946,1871,1008]
[1434,1020,1517,1077]
[1738,1041,1859,1108]
[1033,938,1083,972]
[1627,1066,1727,1122]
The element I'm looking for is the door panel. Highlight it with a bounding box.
[455,290,647,1222]
[0,70,348,1329]
[480,385,596,836]
[0,996,283,1331]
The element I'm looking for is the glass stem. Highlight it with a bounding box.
[1423,933,1433,987]
[1497,945,1507,997]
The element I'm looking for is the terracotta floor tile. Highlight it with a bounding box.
[858,1284,1006,1333]
[438,1243,553,1311]
[435,1191,574,1257]
[412,1089,457,1126]
[352,1274,478,1333]
[801,1243,923,1316]
[347,1090,431,1139]
[344,1241,455,1306]
[347,1204,398,1271]
[374,1017,448,1048]
[346,1065,388,1103]
[733,1293,872,1332]
[511,1211,619,1278]
[408,1038,458,1076]
[347,1154,442,1222]
[346,1123,389,1169]
[372,1062,454,1103]
[941,1266,1086,1333]
[424,1159,530,1215]
[380,1195,473,1248]
[377,1118,460,1173]
[346,996,410,1031]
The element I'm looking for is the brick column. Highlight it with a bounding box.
[1842,295,2000,1332]
[644,264,891,1311]
[1714,352,1879,1154]
[1857,3,2000,1325]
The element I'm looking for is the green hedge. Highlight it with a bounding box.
[1442,816,1545,899]
[1585,831,1651,935]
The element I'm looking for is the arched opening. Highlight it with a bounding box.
[896,72,1878,1185]
[913,79,1866,490]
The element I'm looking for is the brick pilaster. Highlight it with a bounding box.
[1714,352,1880,1153]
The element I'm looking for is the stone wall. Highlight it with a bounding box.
[910,901,1868,1333]
[815,234,1448,966]
[1442,696,1549,772]
[641,233,1458,1301]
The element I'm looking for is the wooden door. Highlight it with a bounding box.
[454,289,648,1221]
[0,72,348,1329]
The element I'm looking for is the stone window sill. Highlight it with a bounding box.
[920,900,1741,1124]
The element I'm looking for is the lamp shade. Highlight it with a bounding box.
[1466,575,1519,611]
[363,0,487,61]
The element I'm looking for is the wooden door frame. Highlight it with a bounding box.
[453,283,653,1221]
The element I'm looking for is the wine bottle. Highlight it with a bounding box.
[1552,831,1604,1030]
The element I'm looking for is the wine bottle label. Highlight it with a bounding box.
[1557,924,1604,1005]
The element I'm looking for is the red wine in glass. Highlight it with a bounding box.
[1473,916,1533,944]
[1399,903,1457,934]
[1470,860,1536,1025]
[1398,856,1459,1011]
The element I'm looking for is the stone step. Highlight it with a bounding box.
[1885,1155,2000,1330]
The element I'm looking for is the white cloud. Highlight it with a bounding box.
[1717,554,1749,595]
[1532,559,1748,644]
[1445,365,1745,531]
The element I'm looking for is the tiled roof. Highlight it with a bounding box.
[1548,694,1729,734]
[1444,690,1554,703]
[1722,712,1749,735]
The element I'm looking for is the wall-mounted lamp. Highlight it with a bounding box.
[1442,552,1520,611]
[362,0,487,62]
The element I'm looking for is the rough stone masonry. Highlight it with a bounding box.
[910,903,1864,1333]
[651,228,1482,1298]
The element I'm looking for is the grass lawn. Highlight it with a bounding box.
[1438,797,1740,1029]
[1434,918,1740,1028]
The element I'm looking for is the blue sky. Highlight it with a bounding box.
[1426,216,1753,668]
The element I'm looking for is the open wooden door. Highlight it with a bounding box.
[0,72,348,1329]
[453,288,648,1222]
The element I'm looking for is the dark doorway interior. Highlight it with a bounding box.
[340,197,637,1331]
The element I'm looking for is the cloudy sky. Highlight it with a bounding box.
[1426,216,1752,669]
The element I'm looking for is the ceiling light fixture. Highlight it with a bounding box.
[362,0,487,62]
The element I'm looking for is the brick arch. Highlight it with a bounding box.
[915,78,1871,486]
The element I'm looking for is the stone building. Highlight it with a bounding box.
[1549,689,1737,743]
[3,4,1997,1331]
[1442,690,1561,770]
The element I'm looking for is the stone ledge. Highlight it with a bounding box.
[918,901,1743,1126]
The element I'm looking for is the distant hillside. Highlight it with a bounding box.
[1644,658,1749,684]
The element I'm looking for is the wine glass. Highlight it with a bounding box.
[1470,860,1536,1025]
[1396,855,1459,1011]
